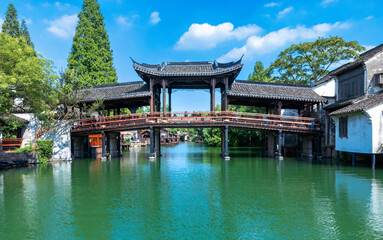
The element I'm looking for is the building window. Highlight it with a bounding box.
[339,117,348,138]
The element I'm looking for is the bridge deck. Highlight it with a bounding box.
[71,112,321,136]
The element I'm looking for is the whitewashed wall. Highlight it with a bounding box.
[13,113,36,147]
[366,103,383,154]
[365,51,383,89]
[332,112,373,154]
[12,114,72,161]
[313,78,336,98]
[40,122,72,161]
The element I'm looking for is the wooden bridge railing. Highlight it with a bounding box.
[71,111,320,134]
[0,138,23,151]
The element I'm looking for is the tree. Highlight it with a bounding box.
[20,19,34,49]
[0,33,56,114]
[1,3,21,38]
[269,37,365,84]
[248,61,272,82]
[68,0,117,87]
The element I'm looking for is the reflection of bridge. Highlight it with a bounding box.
[73,58,327,160]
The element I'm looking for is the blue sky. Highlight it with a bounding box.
[1,0,382,111]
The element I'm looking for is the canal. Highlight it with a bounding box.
[0,143,383,239]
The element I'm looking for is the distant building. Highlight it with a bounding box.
[313,44,383,163]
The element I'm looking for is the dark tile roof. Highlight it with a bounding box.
[132,58,243,77]
[330,92,383,115]
[228,80,327,103]
[312,43,383,87]
[78,81,151,103]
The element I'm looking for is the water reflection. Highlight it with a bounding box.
[0,143,382,239]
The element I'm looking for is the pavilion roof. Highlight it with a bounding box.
[228,80,327,103]
[330,92,383,116]
[78,81,151,103]
[131,58,243,79]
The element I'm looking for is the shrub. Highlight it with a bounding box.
[12,146,34,153]
[36,140,54,163]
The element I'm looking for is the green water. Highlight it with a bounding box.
[1,143,383,239]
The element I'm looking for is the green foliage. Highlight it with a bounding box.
[136,106,150,113]
[0,115,27,138]
[12,145,34,153]
[20,19,34,49]
[248,61,272,82]
[0,33,58,115]
[68,0,117,87]
[269,37,365,84]
[36,140,54,163]
[1,3,20,38]
[202,128,221,147]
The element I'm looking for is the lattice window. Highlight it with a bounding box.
[339,117,348,138]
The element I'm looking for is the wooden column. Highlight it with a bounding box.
[277,101,282,115]
[162,79,166,115]
[224,77,228,111]
[372,154,376,169]
[156,88,161,112]
[150,78,154,114]
[168,88,172,113]
[211,78,216,112]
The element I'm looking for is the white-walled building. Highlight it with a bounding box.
[313,44,383,165]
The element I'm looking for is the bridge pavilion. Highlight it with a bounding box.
[73,58,326,160]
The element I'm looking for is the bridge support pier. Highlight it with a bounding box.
[267,132,275,158]
[155,127,161,158]
[220,126,230,160]
[302,136,313,160]
[101,131,107,160]
[149,127,161,160]
[276,130,283,160]
[149,126,155,160]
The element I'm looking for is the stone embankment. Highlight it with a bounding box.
[0,152,38,170]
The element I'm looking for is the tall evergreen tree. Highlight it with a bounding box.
[1,3,21,38]
[20,19,34,49]
[68,0,117,86]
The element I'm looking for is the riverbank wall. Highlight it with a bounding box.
[0,152,38,170]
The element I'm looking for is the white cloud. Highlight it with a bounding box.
[116,15,138,28]
[22,17,33,25]
[175,22,262,50]
[149,11,161,25]
[365,16,373,20]
[264,2,281,7]
[46,14,78,39]
[0,18,3,28]
[218,22,351,62]
[277,7,293,19]
[321,0,338,6]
